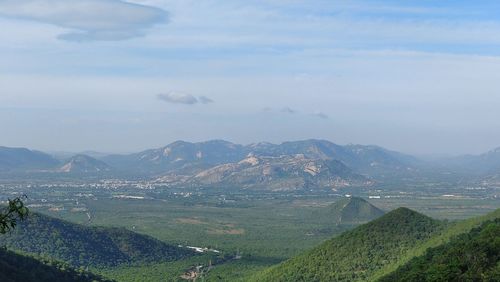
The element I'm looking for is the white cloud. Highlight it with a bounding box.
[157,91,198,105]
[281,107,297,114]
[0,0,168,41]
[199,96,214,104]
[312,111,329,119]
[157,91,214,105]
[262,107,327,119]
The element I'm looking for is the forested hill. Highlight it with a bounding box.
[0,248,112,282]
[325,197,385,225]
[0,212,196,268]
[252,208,500,282]
[252,208,444,281]
[379,218,500,281]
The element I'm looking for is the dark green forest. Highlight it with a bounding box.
[0,212,196,268]
[0,248,112,282]
[0,248,113,282]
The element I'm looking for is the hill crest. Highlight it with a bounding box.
[252,207,443,282]
[58,154,111,173]
[327,197,385,224]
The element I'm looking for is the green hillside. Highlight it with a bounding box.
[0,248,111,282]
[252,207,500,282]
[0,213,195,268]
[326,197,385,224]
[379,218,500,282]
[371,208,500,280]
[252,208,444,281]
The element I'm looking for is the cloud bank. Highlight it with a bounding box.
[281,107,297,114]
[312,112,329,119]
[157,92,214,105]
[263,107,328,119]
[199,96,214,104]
[0,0,168,41]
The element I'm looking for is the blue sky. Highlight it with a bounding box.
[1,0,500,155]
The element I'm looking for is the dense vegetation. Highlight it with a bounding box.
[0,197,29,234]
[0,198,111,281]
[379,219,500,282]
[0,248,112,282]
[251,207,500,282]
[252,208,444,281]
[0,212,195,268]
[371,207,500,280]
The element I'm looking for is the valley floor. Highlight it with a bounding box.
[0,180,498,281]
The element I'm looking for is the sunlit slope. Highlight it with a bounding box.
[253,208,500,282]
[252,208,443,281]
[371,207,500,280]
[0,213,195,268]
[378,218,500,281]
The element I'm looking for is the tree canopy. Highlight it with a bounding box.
[0,197,29,234]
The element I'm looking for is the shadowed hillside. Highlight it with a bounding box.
[0,213,196,268]
[0,248,112,282]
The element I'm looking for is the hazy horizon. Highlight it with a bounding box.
[2,0,500,155]
[2,137,498,159]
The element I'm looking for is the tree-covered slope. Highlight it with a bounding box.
[252,208,443,282]
[0,213,195,268]
[379,218,500,282]
[371,208,500,280]
[0,248,111,282]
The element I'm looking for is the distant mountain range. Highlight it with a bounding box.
[0,140,419,189]
[101,139,421,189]
[443,146,500,174]
[4,139,500,186]
[103,139,418,176]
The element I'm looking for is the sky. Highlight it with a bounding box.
[1,0,500,156]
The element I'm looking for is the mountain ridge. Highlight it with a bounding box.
[0,146,59,171]
[100,139,419,178]
[58,154,111,174]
